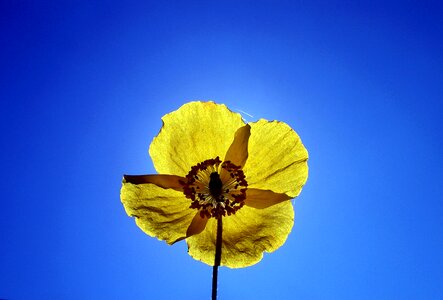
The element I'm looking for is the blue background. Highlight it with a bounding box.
[1,1,442,299]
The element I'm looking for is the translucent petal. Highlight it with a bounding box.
[149,101,246,176]
[121,181,196,244]
[223,124,250,167]
[245,188,292,209]
[220,124,250,182]
[186,213,209,237]
[243,119,309,197]
[123,174,184,191]
[186,201,294,268]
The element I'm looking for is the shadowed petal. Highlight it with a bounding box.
[223,124,251,167]
[186,201,294,268]
[149,101,246,176]
[121,181,195,245]
[243,119,308,197]
[186,213,209,237]
[244,188,292,209]
[124,174,185,191]
[220,124,251,181]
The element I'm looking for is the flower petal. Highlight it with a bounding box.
[243,119,308,197]
[186,213,209,237]
[123,174,185,191]
[121,181,196,244]
[223,124,250,167]
[186,201,294,268]
[244,188,292,209]
[149,101,246,176]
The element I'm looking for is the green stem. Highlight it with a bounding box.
[212,217,222,300]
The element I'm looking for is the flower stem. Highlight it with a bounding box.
[212,217,222,300]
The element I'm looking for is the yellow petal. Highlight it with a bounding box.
[149,101,246,176]
[121,181,195,244]
[123,174,185,191]
[186,201,294,268]
[243,119,308,197]
[223,124,251,167]
[186,213,209,237]
[245,188,292,209]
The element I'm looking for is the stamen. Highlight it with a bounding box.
[179,157,248,219]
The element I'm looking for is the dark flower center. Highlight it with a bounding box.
[209,172,223,198]
[179,156,248,219]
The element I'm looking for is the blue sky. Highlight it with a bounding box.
[1,1,442,299]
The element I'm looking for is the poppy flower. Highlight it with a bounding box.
[121,101,308,268]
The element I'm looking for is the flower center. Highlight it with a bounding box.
[209,172,223,198]
[179,156,248,219]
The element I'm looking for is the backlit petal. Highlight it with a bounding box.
[121,181,195,244]
[223,124,250,167]
[220,124,251,182]
[186,201,294,268]
[149,101,246,176]
[245,188,292,209]
[123,174,185,191]
[186,213,209,237]
[243,119,308,197]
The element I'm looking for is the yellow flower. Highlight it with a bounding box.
[120,101,308,268]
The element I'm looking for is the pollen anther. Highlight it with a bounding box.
[179,157,248,219]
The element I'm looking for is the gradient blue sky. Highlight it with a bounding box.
[1,1,443,299]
